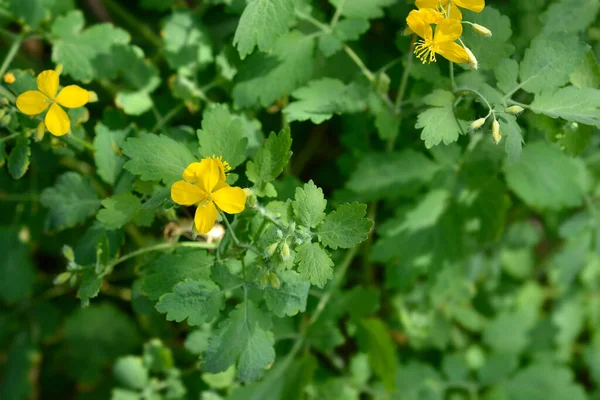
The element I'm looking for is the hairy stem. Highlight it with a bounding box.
[0,32,24,78]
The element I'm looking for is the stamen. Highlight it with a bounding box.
[414,40,436,64]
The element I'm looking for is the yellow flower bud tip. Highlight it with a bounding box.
[268,273,281,289]
[465,47,478,70]
[492,120,502,144]
[3,72,15,84]
[35,121,46,142]
[470,117,487,131]
[505,105,524,115]
[18,226,30,243]
[265,243,278,257]
[55,64,63,75]
[472,23,492,37]
[280,242,290,259]
[87,91,98,103]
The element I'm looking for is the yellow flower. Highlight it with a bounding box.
[416,0,485,20]
[16,69,89,137]
[171,157,247,234]
[407,14,469,64]
[3,72,15,84]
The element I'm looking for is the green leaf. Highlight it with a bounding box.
[7,135,30,179]
[0,227,35,303]
[506,364,587,400]
[530,86,600,128]
[0,334,35,400]
[113,356,149,390]
[246,128,292,196]
[41,172,101,231]
[142,248,214,300]
[329,0,395,19]
[97,192,148,230]
[233,0,295,59]
[570,51,600,89]
[283,78,366,124]
[316,203,372,250]
[504,141,585,210]
[346,150,440,201]
[292,180,327,228]
[115,91,153,116]
[296,242,334,288]
[162,10,213,70]
[359,318,397,392]
[540,0,599,35]
[233,31,315,108]
[500,114,524,163]
[122,133,196,185]
[93,123,132,185]
[483,310,536,354]
[77,269,103,307]
[415,90,464,148]
[263,270,310,317]
[51,11,130,82]
[495,58,519,94]
[156,279,223,326]
[197,104,248,168]
[203,302,275,382]
[461,7,514,71]
[9,0,44,27]
[518,34,589,94]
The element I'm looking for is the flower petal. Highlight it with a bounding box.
[16,90,50,115]
[194,201,217,234]
[455,0,485,12]
[212,185,246,214]
[171,180,206,205]
[182,158,221,193]
[411,8,444,25]
[447,3,463,20]
[56,85,89,108]
[45,103,70,136]
[437,41,470,63]
[415,0,441,9]
[434,18,463,43]
[36,70,59,99]
[406,10,433,40]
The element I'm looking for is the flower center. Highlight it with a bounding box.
[414,39,438,63]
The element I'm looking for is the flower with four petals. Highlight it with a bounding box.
[407,14,469,64]
[16,69,89,136]
[415,0,485,20]
[171,157,247,234]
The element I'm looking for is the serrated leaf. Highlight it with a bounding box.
[263,270,310,317]
[51,11,130,82]
[97,192,147,230]
[530,86,600,128]
[93,122,132,185]
[500,114,524,163]
[0,227,35,303]
[246,128,292,196]
[329,0,395,19]
[203,302,275,382]
[495,58,519,94]
[346,150,440,201]
[7,135,30,179]
[504,141,585,210]
[570,51,600,89]
[518,34,589,94]
[292,180,326,228]
[540,0,599,35]
[142,248,214,300]
[461,7,514,71]
[317,203,372,250]
[296,242,334,288]
[359,318,397,392]
[77,269,103,307]
[162,10,213,70]
[233,31,315,108]
[122,133,196,184]
[41,172,101,231]
[506,364,587,400]
[415,90,464,148]
[197,104,248,168]
[156,279,223,326]
[233,0,295,59]
[9,0,44,27]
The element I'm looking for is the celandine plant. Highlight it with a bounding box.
[1,0,600,399]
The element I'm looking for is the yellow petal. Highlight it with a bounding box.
[415,0,441,9]
[434,18,463,43]
[212,185,246,214]
[171,180,206,205]
[447,3,463,20]
[56,85,89,108]
[36,70,59,99]
[181,158,220,193]
[406,10,433,40]
[194,201,217,234]
[44,103,70,136]
[437,41,470,63]
[16,90,50,115]
[455,0,485,12]
[411,8,444,25]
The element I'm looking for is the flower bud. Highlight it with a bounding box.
[472,24,492,37]
[268,273,281,289]
[265,242,278,257]
[53,272,72,285]
[505,105,524,115]
[35,121,46,142]
[465,47,478,70]
[3,72,15,84]
[492,120,502,144]
[280,242,290,260]
[62,245,75,262]
[87,91,98,103]
[55,64,63,75]
[470,117,487,131]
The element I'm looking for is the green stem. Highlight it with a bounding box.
[330,0,347,28]
[152,103,185,131]
[102,0,162,47]
[454,87,494,114]
[104,241,218,274]
[0,32,24,78]
[0,84,16,103]
[449,62,455,91]
[0,131,20,143]
[220,212,262,255]
[343,46,375,83]
[63,134,96,153]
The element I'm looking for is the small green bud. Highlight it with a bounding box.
[62,245,75,262]
[465,47,478,70]
[265,242,278,257]
[505,105,524,115]
[280,242,291,260]
[268,273,281,289]
[492,120,502,144]
[472,23,492,37]
[470,117,487,131]
[53,272,71,285]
